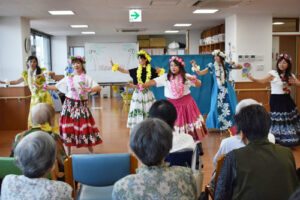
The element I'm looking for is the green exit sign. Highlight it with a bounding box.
[129,9,142,22]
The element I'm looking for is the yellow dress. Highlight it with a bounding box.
[22,68,59,133]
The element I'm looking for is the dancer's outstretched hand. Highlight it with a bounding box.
[110,58,114,66]
[128,83,138,89]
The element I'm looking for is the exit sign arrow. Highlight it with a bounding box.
[131,12,140,20]
[129,9,142,22]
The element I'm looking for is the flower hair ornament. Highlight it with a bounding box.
[137,50,152,62]
[69,56,86,64]
[169,56,186,67]
[277,53,292,62]
[212,49,226,59]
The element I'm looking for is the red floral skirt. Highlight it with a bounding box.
[59,97,102,147]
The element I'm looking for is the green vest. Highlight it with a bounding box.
[232,139,299,200]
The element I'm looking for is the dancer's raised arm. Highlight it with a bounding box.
[111,59,129,74]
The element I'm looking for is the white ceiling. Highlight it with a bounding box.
[0,0,299,36]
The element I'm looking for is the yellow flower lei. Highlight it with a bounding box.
[32,122,53,132]
[158,68,165,76]
[138,50,152,62]
[137,64,152,84]
[112,63,119,72]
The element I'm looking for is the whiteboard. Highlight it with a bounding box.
[85,43,139,83]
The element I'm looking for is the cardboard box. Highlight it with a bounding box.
[150,38,166,47]
[137,35,150,40]
[138,40,150,48]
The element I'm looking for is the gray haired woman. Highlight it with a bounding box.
[1,131,72,200]
[112,118,197,200]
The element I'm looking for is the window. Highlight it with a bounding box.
[273,18,299,32]
[70,46,85,57]
[31,29,52,70]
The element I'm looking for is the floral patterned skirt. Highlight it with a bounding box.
[59,97,102,147]
[168,94,208,141]
[206,82,236,131]
[270,94,300,146]
[127,88,156,128]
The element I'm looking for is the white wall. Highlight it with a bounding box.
[226,14,273,82]
[189,29,203,54]
[67,35,137,47]
[0,17,30,81]
[225,15,237,61]
[51,36,68,74]
[68,34,187,51]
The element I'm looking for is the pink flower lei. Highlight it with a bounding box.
[170,74,185,98]
[169,56,185,67]
[68,72,90,100]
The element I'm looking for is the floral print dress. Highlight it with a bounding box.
[205,62,238,131]
[112,162,197,200]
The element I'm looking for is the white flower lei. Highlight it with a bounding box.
[27,68,37,93]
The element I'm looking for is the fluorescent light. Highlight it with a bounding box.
[71,25,88,28]
[48,10,75,15]
[174,23,192,27]
[165,30,179,33]
[81,31,95,35]
[193,9,218,14]
[273,22,285,25]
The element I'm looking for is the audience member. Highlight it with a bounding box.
[1,131,72,200]
[112,118,197,200]
[215,104,299,200]
[10,103,66,174]
[148,99,195,152]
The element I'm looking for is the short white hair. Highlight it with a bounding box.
[31,103,55,125]
[235,99,262,114]
[14,131,56,178]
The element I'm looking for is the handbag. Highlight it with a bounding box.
[191,142,204,198]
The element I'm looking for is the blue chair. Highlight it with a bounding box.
[64,153,138,200]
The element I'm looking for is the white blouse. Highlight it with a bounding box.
[268,70,295,94]
[56,74,98,100]
[154,73,195,99]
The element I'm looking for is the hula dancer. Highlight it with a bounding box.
[140,56,208,141]
[191,50,242,133]
[42,56,102,155]
[111,50,164,128]
[247,53,300,146]
[0,56,59,133]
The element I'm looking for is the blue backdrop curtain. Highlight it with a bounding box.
[149,54,214,114]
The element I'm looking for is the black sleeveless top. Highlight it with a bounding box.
[129,66,158,85]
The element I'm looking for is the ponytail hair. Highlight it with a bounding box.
[27,55,41,75]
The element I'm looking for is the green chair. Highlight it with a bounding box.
[0,157,23,186]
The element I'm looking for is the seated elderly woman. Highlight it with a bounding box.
[215,104,299,200]
[1,131,72,199]
[148,99,195,153]
[10,103,66,177]
[112,118,197,200]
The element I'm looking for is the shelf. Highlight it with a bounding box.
[199,41,225,47]
[199,41,225,54]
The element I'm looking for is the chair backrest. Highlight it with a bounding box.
[0,157,22,179]
[165,142,204,168]
[65,153,138,186]
[165,150,193,167]
[73,153,131,186]
[214,154,226,190]
[64,153,138,198]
